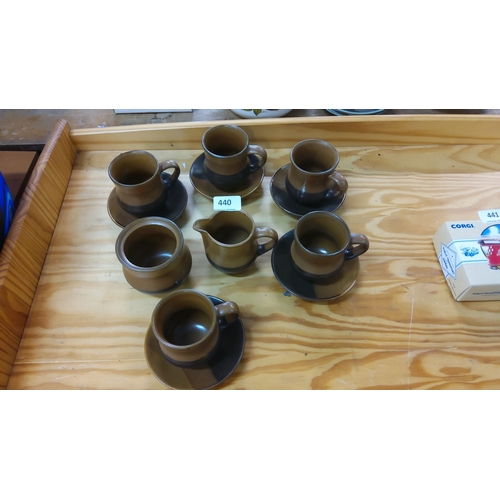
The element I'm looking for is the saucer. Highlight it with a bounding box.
[270,164,346,217]
[189,153,265,199]
[107,173,188,228]
[144,296,245,390]
[271,230,360,301]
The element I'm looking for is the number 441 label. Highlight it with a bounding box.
[213,196,242,211]
[478,209,500,223]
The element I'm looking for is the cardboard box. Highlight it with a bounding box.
[433,220,500,301]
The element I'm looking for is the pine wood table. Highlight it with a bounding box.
[3,115,500,389]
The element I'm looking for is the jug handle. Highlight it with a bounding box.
[255,227,279,256]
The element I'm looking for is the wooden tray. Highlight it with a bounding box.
[3,115,500,389]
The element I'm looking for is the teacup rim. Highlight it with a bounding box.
[294,211,350,258]
[290,139,340,174]
[201,124,250,159]
[151,289,221,352]
[108,150,161,187]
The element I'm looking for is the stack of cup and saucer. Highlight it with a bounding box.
[189,124,267,199]
[271,211,370,301]
[107,150,188,228]
[270,139,348,217]
[144,289,245,390]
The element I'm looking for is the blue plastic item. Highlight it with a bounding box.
[0,172,15,250]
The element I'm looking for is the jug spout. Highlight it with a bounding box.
[193,217,217,244]
[192,218,210,234]
[193,218,217,252]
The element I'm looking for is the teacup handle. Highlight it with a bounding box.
[215,301,240,325]
[255,227,279,256]
[159,159,181,187]
[247,145,267,173]
[327,171,348,197]
[346,233,370,260]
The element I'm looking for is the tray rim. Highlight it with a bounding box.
[69,114,500,151]
[0,120,76,389]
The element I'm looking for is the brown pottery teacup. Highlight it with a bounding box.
[193,210,278,273]
[202,124,267,190]
[290,211,369,281]
[151,289,240,367]
[285,139,348,205]
[115,217,192,293]
[109,150,180,215]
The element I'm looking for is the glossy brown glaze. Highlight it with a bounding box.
[115,217,192,293]
[291,211,369,278]
[151,289,240,366]
[286,139,348,205]
[193,210,278,273]
[201,124,267,189]
[108,150,180,214]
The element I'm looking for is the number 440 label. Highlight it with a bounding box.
[213,196,242,211]
[478,209,500,223]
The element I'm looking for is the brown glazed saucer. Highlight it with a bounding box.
[271,230,360,301]
[144,296,245,390]
[270,164,346,217]
[189,153,265,199]
[107,173,188,228]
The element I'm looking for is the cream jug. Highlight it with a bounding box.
[193,210,278,274]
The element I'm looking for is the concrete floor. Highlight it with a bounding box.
[1,109,499,147]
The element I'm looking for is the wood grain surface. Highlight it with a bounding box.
[0,120,76,388]
[6,117,500,389]
[70,115,500,151]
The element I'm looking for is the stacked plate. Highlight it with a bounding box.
[326,109,385,116]
[231,109,292,119]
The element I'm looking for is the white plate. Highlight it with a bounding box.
[326,109,385,116]
[231,109,292,119]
